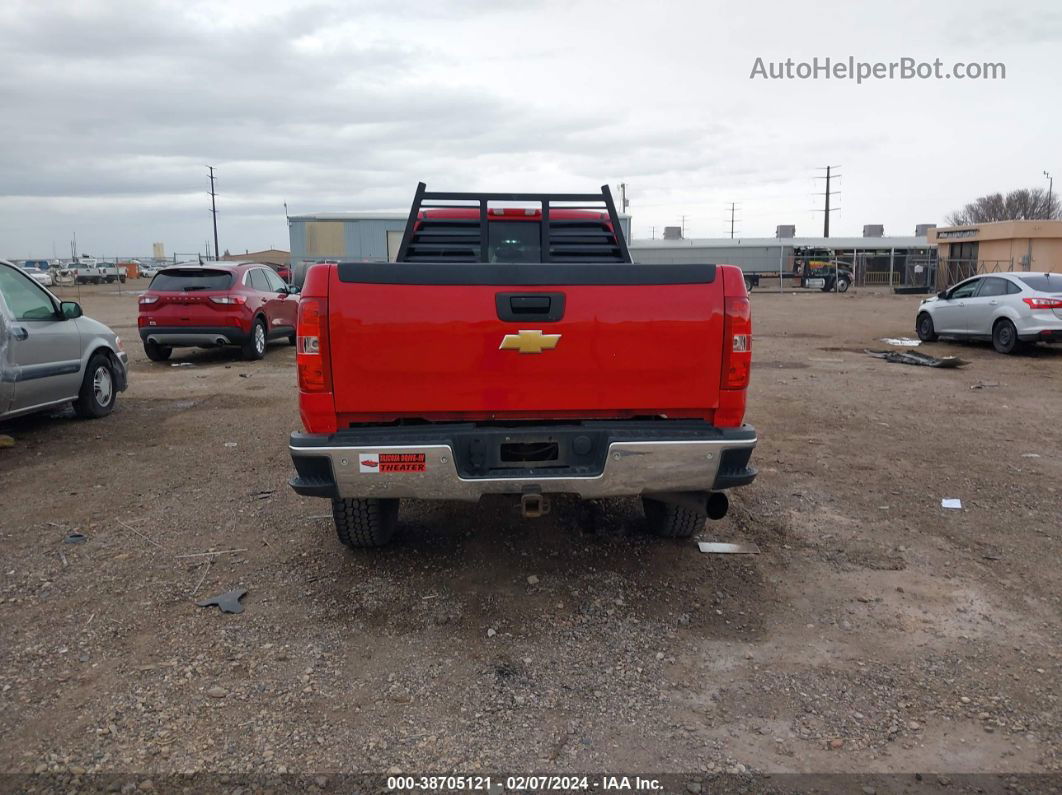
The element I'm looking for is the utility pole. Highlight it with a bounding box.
[680,215,688,238]
[815,165,841,238]
[618,183,630,215]
[207,165,219,262]
[726,202,739,239]
[650,225,655,240]
[1045,170,1054,219]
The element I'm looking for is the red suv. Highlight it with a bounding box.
[138,263,299,361]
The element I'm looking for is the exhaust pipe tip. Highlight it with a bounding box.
[706,491,729,521]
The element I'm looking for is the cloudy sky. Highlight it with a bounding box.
[1,0,1059,258]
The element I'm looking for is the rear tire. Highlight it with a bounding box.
[743,277,754,293]
[144,341,172,362]
[73,353,117,419]
[992,318,1021,354]
[288,332,297,346]
[642,497,704,539]
[332,498,399,548]
[916,312,938,342]
[242,318,267,360]
[836,278,850,293]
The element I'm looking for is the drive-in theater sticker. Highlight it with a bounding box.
[359,453,426,473]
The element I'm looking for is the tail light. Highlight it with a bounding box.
[1023,296,1062,310]
[210,295,246,305]
[138,295,158,305]
[721,296,752,389]
[297,297,331,392]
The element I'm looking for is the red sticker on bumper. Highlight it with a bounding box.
[359,453,426,473]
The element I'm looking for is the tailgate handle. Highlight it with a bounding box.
[496,292,565,322]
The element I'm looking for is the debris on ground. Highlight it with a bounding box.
[62,532,87,544]
[170,362,195,367]
[1021,453,1041,458]
[941,499,963,510]
[195,588,248,614]
[880,337,921,347]
[970,381,1000,389]
[865,349,968,368]
[697,541,761,554]
[224,442,238,448]
[0,434,14,448]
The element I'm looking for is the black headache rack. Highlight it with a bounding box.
[395,182,633,265]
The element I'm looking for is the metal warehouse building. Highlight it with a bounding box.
[631,233,938,288]
[287,212,407,283]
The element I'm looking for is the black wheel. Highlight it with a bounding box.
[119,275,126,283]
[916,312,938,342]
[73,353,117,419]
[992,318,1021,354]
[332,498,399,548]
[144,341,172,362]
[642,497,704,539]
[288,331,297,346]
[836,278,850,293]
[743,277,754,293]
[242,317,267,360]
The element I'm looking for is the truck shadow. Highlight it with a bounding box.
[314,494,775,643]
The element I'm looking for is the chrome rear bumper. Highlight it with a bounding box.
[289,422,756,501]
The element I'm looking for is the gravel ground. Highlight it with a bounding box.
[0,284,1059,786]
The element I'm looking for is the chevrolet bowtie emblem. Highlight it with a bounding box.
[499,329,561,354]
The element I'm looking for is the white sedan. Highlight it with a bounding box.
[916,272,1062,353]
[21,264,54,287]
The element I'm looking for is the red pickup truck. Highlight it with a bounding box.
[289,184,756,547]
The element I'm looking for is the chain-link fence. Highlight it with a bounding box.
[936,258,1021,290]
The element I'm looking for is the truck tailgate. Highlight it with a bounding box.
[327,263,725,421]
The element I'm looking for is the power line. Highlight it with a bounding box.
[813,165,841,238]
[207,165,219,261]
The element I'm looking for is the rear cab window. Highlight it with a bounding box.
[150,269,233,292]
[489,221,541,263]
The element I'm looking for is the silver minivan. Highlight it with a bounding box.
[0,259,128,421]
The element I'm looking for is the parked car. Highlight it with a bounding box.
[138,263,160,279]
[138,263,299,362]
[288,184,756,548]
[21,264,54,287]
[916,272,1062,353]
[67,257,126,285]
[0,259,129,421]
[276,264,292,283]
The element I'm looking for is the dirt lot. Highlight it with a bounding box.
[1,284,1059,785]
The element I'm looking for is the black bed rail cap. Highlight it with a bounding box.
[337,261,716,286]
